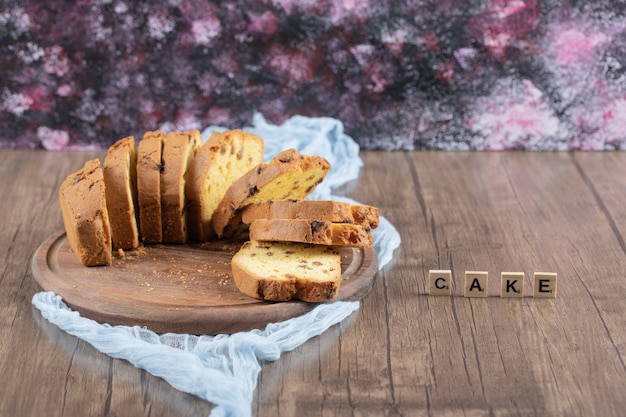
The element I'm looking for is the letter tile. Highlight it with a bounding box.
[534,272,557,298]
[464,271,488,298]
[429,270,452,296]
[501,272,524,298]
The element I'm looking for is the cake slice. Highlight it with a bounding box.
[103,136,140,250]
[186,129,264,242]
[241,199,380,228]
[211,149,330,238]
[137,130,165,244]
[161,130,202,243]
[59,159,112,266]
[248,219,373,248]
[231,240,341,302]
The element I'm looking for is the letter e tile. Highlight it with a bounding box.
[429,270,452,296]
[501,272,524,298]
[464,271,488,298]
[534,272,557,299]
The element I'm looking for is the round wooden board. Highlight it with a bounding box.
[31,232,378,335]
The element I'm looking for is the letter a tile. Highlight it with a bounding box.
[429,270,452,296]
[534,272,557,299]
[501,272,524,298]
[464,271,488,298]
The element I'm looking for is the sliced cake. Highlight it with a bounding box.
[248,218,372,248]
[186,129,264,242]
[211,149,330,238]
[161,130,202,243]
[231,240,341,302]
[137,130,165,244]
[103,136,140,250]
[59,159,112,266]
[241,199,380,228]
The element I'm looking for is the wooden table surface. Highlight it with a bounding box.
[2,150,626,417]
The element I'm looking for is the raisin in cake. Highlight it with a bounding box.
[186,129,264,241]
[211,149,330,238]
[231,240,341,302]
[103,135,140,250]
[137,130,165,244]
[59,159,112,266]
[161,130,202,243]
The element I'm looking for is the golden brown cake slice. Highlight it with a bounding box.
[186,129,264,242]
[103,136,140,250]
[211,149,330,238]
[137,130,165,244]
[59,158,112,266]
[241,199,380,228]
[248,219,373,248]
[231,240,341,302]
[161,130,202,243]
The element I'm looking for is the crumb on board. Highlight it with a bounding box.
[114,245,146,260]
[125,246,146,259]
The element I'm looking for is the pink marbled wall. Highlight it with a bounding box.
[1,1,625,150]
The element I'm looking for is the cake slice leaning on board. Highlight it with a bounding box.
[103,136,140,250]
[136,130,165,244]
[186,129,264,242]
[160,130,202,244]
[58,159,112,266]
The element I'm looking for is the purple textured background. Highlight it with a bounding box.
[1,1,625,150]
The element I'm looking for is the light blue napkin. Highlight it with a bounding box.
[32,113,401,417]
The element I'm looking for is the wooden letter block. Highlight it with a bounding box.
[429,270,452,296]
[534,272,557,298]
[501,272,524,298]
[464,271,488,298]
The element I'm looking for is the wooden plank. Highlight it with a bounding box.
[395,152,626,417]
[4,150,626,417]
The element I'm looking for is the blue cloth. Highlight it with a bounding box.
[32,114,401,417]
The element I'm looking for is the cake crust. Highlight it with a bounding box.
[231,240,341,302]
[137,130,165,244]
[103,136,139,250]
[241,199,380,228]
[248,219,373,247]
[59,159,112,266]
[161,130,202,243]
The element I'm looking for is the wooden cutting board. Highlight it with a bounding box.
[31,232,378,335]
